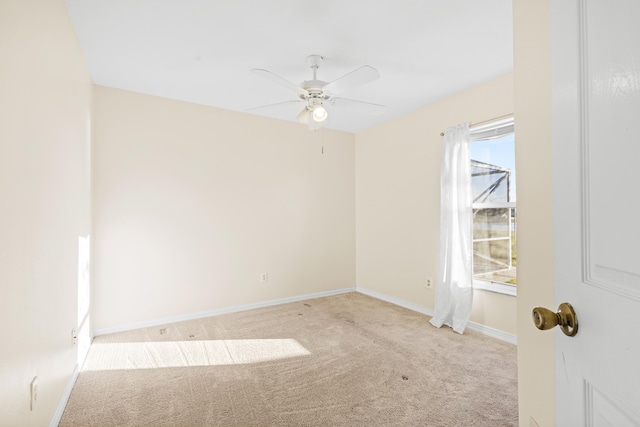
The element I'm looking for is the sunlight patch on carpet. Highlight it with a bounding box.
[82,339,311,371]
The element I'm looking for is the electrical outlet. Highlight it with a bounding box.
[30,376,38,411]
[260,272,268,282]
[426,278,433,289]
[72,328,77,346]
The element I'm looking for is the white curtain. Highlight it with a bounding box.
[430,123,473,334]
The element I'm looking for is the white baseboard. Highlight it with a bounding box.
[356,287,435,317]
[92,287,357,338]
[465,321,517,345]
[92,284,516,343]
[356,287,517,345]
[49,363,80,427]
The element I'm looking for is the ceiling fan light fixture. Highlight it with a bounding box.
[312,105,328,122]
[297,107,311,124]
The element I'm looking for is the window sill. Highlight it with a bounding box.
[473,279,517,297]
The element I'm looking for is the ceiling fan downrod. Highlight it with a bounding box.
[304,55,328,123]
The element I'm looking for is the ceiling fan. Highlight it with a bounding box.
[249,54,385,130]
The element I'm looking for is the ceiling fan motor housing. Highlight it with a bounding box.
[300,86,329,101]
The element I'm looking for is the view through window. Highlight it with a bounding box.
[469,118,516,293]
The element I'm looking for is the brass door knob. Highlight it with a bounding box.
[532,303,578,337]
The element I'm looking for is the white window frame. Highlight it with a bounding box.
[470,116,516,297]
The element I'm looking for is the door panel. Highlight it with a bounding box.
[585,0,640,298]
[585,381,638,426]
[551,0,640,425]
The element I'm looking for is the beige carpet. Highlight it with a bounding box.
[60,292,518,426]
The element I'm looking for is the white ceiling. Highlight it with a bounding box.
[65,0,513,134]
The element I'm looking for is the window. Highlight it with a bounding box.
[469,117,516,296]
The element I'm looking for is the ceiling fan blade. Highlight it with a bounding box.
[246,99,302,112]
[323,65,380,95]
[252,68,309,97]
[329,97,386,115]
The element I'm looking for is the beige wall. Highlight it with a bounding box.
[355,73,517,336]
[0,0,93,425]
[92,86,356,332]
[513,0,555,425]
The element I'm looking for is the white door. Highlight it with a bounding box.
[551,0,640,425]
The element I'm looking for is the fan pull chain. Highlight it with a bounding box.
[311,127,324,154]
